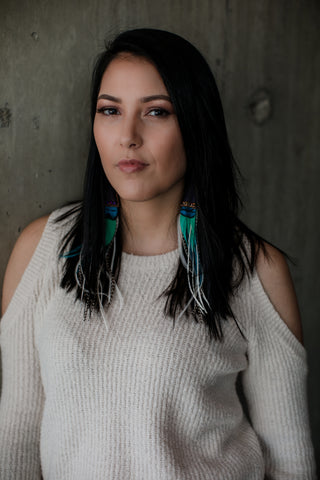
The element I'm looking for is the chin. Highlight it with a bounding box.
[119,193,154,203]
[117,187,165,204]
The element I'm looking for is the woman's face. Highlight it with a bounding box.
[93,54,186,206]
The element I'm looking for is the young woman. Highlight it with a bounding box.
[0,29,316,479]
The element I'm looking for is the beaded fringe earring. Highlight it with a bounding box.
[69,187,123,324]
[99,188,123,315]
[104,191,120,286]
[177,192,209,320]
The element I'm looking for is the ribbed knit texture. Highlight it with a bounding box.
[0,207,316,479]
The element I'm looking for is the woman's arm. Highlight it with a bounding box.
[255,242,303,343]
[0,215,49,480]
[241,243,316,479]
[2,215,49,315]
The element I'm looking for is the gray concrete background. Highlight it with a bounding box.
[1,0,319,470]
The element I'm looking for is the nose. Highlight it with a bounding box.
[119,115,142,149]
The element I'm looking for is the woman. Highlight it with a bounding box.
[0,28,316,479]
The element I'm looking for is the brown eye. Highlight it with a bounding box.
[148,108,170,117]
[96,107,119,116]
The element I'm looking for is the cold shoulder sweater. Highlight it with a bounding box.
[0,207,316,479]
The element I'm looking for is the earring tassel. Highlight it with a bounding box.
[104,201,123,313]
[178,201,209,318]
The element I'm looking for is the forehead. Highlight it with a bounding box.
[99,54,168,95]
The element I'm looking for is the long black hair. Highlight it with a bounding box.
[57,28,267,339]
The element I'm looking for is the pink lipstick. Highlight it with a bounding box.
[117,159,148,173]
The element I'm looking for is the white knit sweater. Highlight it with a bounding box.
[0,207,316,479]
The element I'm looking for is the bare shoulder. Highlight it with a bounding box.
[256,242,303,344]
[1,215,50,316]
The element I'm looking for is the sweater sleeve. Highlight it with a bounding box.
[0,212,60,479]
[241,270,316,479]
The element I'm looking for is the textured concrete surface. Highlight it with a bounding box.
[1,0,319,470]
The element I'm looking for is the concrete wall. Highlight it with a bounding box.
[1,0,319,470]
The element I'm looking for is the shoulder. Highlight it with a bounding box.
[1,215,50,316]
[255,242,303,343]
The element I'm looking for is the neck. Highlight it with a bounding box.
[120,190,182,256]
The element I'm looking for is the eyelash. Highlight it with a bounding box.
[96,107,170,117]
[96,107,119,116]
[147,108,170,117]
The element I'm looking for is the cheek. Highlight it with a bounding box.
[93,121,104,153]
[162,133,186,176]
[93,121,112,169]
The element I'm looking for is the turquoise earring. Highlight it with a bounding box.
[178,192,209,318]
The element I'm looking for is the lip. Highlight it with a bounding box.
[117,159,149,173]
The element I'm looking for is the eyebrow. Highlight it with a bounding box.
[141,94,172,103]
[97,93,172,103]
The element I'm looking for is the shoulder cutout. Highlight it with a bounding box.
[256,243,303,344]
[1,215,50,316]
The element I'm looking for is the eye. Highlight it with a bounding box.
[148,108,170,117]
[96,107,119,116]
